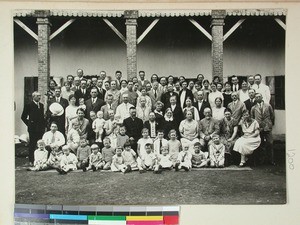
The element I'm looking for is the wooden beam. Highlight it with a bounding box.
[14,19,38,41]
[189,19,212,41]
[137,19,159,45]
[103,18,126,43]
[223,19,246,41]
[49,19,76,41]
[274,18,286,31]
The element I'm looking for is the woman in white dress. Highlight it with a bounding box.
[179,110,200,153]
[212,97,226,121]
[208,82,223,109]
[65,94,78,133]
[183,97,200,122]
[238,80,249,103]
[233,111,261,167]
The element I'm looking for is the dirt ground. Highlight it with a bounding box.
[15,142,286,205]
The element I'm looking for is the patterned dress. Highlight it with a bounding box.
[219,117,238,154]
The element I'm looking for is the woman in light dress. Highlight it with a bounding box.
[233,111,261,167]
[65,94,78,134]
[212,97,226,121]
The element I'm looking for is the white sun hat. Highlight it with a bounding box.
[19,133,29,143]
[49,102,64,116]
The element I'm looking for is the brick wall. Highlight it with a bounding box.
[211,10,226,82]
[37,16,51,104]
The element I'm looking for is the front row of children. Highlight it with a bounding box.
[28,128,225,174]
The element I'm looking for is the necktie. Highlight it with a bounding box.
[92,98,95,104]
[154,90,157,98]
[37,102,40,109]
[159,140,162,154]
[51,133,55,143]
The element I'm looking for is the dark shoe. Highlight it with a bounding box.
[56,168,63,174]
[174,163,179,172]
[82,167,87,172]
[182,166,189,172]
[139,169,146,174]
[92,165,96,172]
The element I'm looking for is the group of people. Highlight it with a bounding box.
[21,69,275,174]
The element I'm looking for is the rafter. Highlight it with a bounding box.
[50,19,76,41]
[223,19,246,41]
[14,19,38,40]
[103,18,126,43]
[188,19,212,41]
[137,19,159,45]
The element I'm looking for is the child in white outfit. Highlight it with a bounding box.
[86,144,104,171]
[111,146,128,173]
[137,143,156,173]
[93,111,106,143]
[192,142,209,168]
[154,146,173,173]
[175,145,192,171]
[28,140,48,171]
[57,145,78,174]
[122,141,138,171]
[209,134,225,168]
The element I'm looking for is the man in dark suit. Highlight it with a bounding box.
[144,112,160,139]
[21,91,46,165]
[161,83,179,108]
[230,75,242,92]
[85,87,105,119]
[137,71,151,91]
[74,78,90,105]
[47,87,69,134]
[167,95,184,126]
[179,80,194,110]
[244,88,257,112]
[94,79,106,101]
[193,90,211,120]
[148,81,163,110]
[123,107,144,152]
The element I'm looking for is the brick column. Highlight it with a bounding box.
[124,10,138,80]
[211,10,226,82]
[35,10,51,104]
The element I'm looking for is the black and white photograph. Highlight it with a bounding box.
[14,8,286,205]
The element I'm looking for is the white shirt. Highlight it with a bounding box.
[252,83,271,103]
[136,106,151,123]
[115,102,134,123]
[149,121,157,138]
[232,84,239,92]
[60,153,78,167]
[153,138,169,155]
[137,137,153,158]
[42,131,65,147]
[180,90,186,109]
[34,149,48,165]
[238,90,249,103]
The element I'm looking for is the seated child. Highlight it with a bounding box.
[101,137,115,170]
[168,129,182,165]
[111,146,129,173]
[122,141,138,171]
[57,145,78,174]
[154,146,173,173]
[47,144,63,169]
[116,125,129,148]
[67,121,80,153]
[137,128,153,158]
[86,144,103,172]
[78,98,86,111]
[28,139,48,171]
[137,143,156,173]
[153,130,168,156]
[76,138,91,170]
[192,142,209,168]
[92,111,106,143]
[175,145,192,172]
[209,134,225,168]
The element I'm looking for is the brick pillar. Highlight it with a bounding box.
[35,10,51,104]
[124,10,138,80]
[211,10,226,83]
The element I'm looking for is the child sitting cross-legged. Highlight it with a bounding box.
[122,141,138,172]
[175,145,192,172]
[86,144,103,172]
[101,137,115,170]
[111,146,129,173]
[192,142,209,168]
[47,143,63,170]
[27,139,48,171]
[76,138,91,171]
[137,143,156,173]
[153,146,173,174]
[57,145,78,174]
[209,134,225,168]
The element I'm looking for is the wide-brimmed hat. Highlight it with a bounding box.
[19,133,29,143]
[49,102,64,116]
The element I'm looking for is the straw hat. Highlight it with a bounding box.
[19,133,29,143]
[49,102,64,116]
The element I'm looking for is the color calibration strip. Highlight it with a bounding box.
[14,204,179,225]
